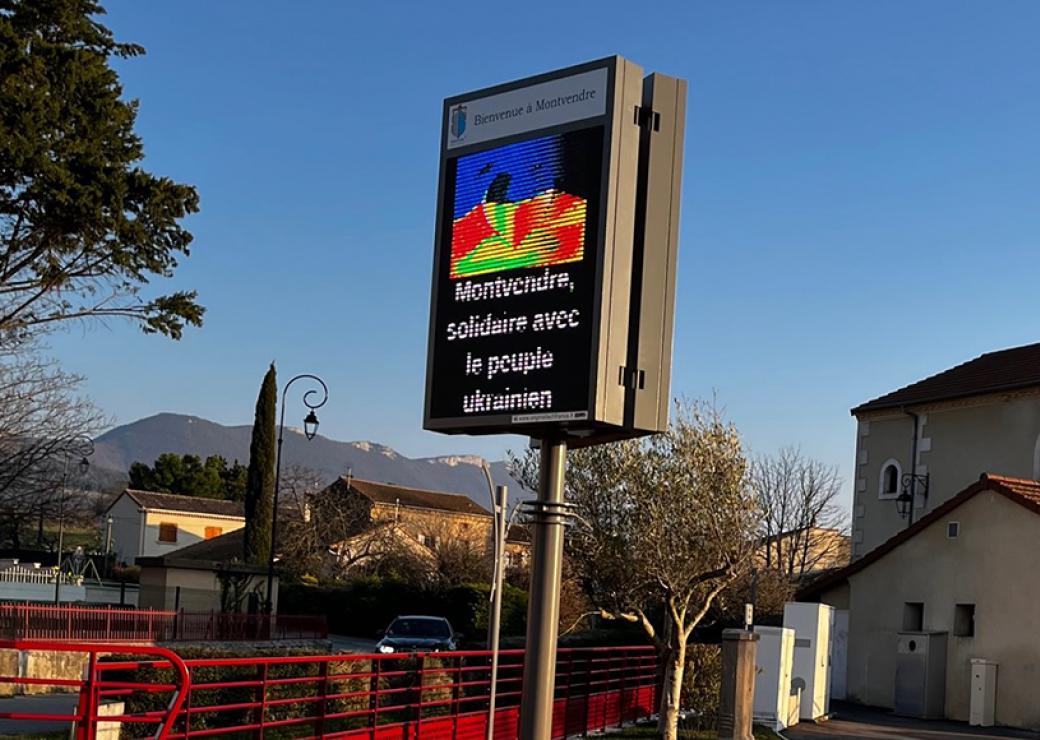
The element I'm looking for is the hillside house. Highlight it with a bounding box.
[321,477,531,570]
[106,490,245,564]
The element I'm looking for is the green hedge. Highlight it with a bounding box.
[281,579,527,643]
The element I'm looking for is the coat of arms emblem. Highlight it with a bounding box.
[450,104,467,140]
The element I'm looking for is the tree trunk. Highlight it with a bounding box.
[657,633,687,740]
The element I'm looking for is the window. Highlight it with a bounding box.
[903,602,924,631]
[418,534,439,550]
[947,522,960,539]
[205,526,223,540]
[158,523,178,543]
[954,604,975,637]
[879,459,902,499]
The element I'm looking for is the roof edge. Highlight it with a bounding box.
[797,473,1040,600]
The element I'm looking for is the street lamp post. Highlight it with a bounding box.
[54,435,94,604]
[265,374,328,613]
[104,515,114,576]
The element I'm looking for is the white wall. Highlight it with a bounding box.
[853,391,1040,556]
[108,493,144,565]
[842,489,1040,729]
[140,510,243,558]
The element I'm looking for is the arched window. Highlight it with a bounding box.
[880,459,902,499]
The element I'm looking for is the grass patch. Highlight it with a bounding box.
[0,733,67,740]
[606,724,780,739]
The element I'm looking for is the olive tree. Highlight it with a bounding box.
[510,400,760,740]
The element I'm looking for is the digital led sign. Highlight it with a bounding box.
[431,126,602,424]
[425,57,686,440]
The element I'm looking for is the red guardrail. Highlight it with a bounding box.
[0,603,328,641]
[0,641,657,740]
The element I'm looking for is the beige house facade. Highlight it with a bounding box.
[799,342,1040,730]
[136,528,275,613]
[323,477,530,568]
[806,474,1040,729]
[851,344,1040,557]
[106,490,245,564]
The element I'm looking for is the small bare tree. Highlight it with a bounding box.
[0,344,104,548]
[510,400,760,740]
[752,447,848,578]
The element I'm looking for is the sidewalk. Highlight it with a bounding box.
[0,693,76,736]
[784,703,1040,740]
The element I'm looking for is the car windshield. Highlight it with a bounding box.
[387,618,450,638]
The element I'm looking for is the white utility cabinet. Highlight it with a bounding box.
[752,626,796,731]
[969,658,997,727]
[783,602,834,721]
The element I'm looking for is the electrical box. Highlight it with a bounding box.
[783,602,834,721]
[753,626,796,731]
[894,632,947,719]
[969,659,997,727]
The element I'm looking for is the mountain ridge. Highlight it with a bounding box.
[92,413,531,506]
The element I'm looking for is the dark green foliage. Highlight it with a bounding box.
[281,580,528,643]
[104,645,511,740]
[0,0,203,340]
[128,454,247,500]
[105,646,376,740]
[244,364,277,565]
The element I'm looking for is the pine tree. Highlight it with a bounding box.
[0,0,203,340]
[243,364,277,564]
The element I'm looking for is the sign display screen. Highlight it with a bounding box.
[425,57,646,437]
[429,125,603,424]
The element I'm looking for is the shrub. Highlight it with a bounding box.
[280,580,528,644]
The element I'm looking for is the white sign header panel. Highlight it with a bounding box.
[445,68,608,150]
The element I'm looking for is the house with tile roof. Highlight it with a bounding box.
[849,341,1040,557]
[799,473,1040,729]
[105,489,245,564]
[321,477,530,570]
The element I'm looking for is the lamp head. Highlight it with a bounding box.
[303,410,319,441]
[896,491,913,519]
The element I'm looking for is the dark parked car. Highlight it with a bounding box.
[376,615,459,654]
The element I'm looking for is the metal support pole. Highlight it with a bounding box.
[486,484,507,740]
[54,455,69,604]
[519,438,567,740]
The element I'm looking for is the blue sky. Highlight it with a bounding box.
[50,1,1040,505]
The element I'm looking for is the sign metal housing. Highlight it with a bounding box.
[424,56,684,444]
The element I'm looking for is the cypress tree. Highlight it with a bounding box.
[243,364,277,564]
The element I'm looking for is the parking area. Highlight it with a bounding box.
[784,703,1040,740]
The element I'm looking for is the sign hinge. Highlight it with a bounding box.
[618,366,647,390]
[634,105,660,132]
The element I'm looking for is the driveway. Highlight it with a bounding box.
[784,703,1040,740]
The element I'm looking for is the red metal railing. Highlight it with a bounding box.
[0,640,658,740]
[0,603,328,642]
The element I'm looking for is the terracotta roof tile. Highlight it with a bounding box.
[852,342,1040,414]
[121,490,244,518]
[345,478,491,517]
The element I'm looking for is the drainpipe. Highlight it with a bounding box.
[905,409,920,528]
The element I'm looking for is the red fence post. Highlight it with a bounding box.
[413,654,425,740]
[75,651,98,740]
[369,655,382,738]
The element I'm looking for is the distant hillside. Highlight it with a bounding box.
[92,413,531,506]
